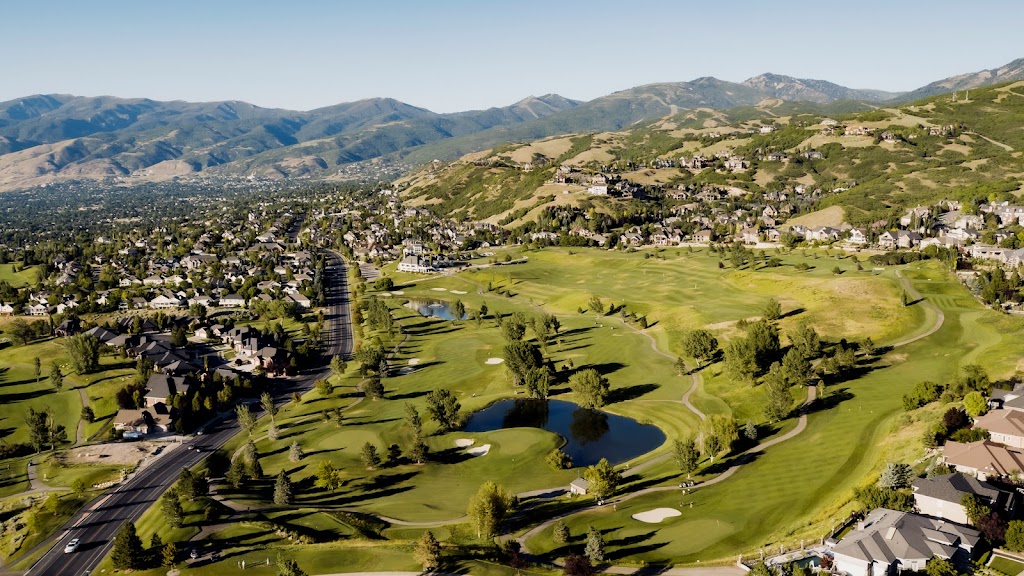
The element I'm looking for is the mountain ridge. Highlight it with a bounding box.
[0,56,1020,190]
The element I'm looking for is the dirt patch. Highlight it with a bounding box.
[68,441,168,465]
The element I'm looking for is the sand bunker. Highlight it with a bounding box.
[431,287,448,292]
[391,290,404,295]
[450,290,467,295]
[455,439,475,448]
[484,358,504,365]
[379,292,392,297]
[467,444,491,456]
[632,508,682,523]
[408,358,422,366]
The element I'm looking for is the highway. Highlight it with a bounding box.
[29,250,353,576]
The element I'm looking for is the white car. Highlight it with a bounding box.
[64,538,81,553]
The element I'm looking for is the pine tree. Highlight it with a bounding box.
[288,441,304,463]
[273,471,293,505]
[413,530,442,570]
[111,521,144,570]
[585,526,605,562]
[162,541,179,567]
[553,520,570,543]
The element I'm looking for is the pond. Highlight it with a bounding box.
[462,399,665,467]
[404,299,467,321]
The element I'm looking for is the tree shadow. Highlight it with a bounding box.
[807,387,854,414]
[779,307,806,319]
[580,362,626,377]
[608,383,660,403]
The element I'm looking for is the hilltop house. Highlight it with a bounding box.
[942,440,1024,481]
[829,508,980,576]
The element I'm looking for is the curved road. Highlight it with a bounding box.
[28,251,353,576]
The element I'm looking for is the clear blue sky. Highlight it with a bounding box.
[2,0,1022,113]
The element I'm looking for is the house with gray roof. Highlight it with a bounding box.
[830,508,980,576]
[912,473,1017,525]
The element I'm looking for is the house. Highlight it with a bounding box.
[54,318,81,337]
[912,473,1017,525]
[569,477,590,495]
[84,326,119,343]
[942,440,1024,481]
[587,185,609,196]
[112,409,172,435]
[26,303,49,316]
[897,231,923,249]
[397,255,433,273]
[144,373,190,413]
[288,293,312,308]
[220,294,246,308]
[829,508,980,576]
[848,229,868,245]
[149,294,184,310]
[0,303,15,316]
[692,229,713,243]
[973,409,1024,449]
[878,231,899,250]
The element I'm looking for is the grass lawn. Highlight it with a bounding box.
[524,260,1024,564]
[35,454,122,489]
[0,263,41,288]
[990,556,1024,576]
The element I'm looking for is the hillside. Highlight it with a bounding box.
[400,80,1024,227]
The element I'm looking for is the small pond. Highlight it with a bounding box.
[462,399,665,467]
[404,299,467,321]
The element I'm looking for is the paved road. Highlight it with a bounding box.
[28,251,353,576]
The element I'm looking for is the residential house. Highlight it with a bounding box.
[220,294,246,308]
[911,473,1017,525]
[569,477,590,495]
[397,255,433,273]
[829,508,979,576]
[144,373,190,413]
[0,303,16,316]
[973,408,1024,449]
[942,440,1024,481]
[878,231,899,250]
[848,229,868,245]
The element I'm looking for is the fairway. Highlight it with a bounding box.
[524,260,1024,564]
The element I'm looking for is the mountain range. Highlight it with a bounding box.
[0,57,1022,191]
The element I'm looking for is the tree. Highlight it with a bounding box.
[170,324,187,347]
[725,337,758,381]
[65,334,101,374]
[80,406,96,424]
[699,415,738,458]
[763,363,793,422]
[27,408,57,452]
[674,437,700,475]
[226,459,246,488]
[236,404,257,436]
[546,448,572,470]
[504,340,544,387]
[585,525,605,562]
[364,377,384,399]
[569,369,610,409]
[404,403,423,434]
[682,329,719,368]
[563,554,595,576]
[274,471,293,505]
[964,391,988,418]
[924,557,956,576]
[588,295,604,315]
[900,290,910,307]
[177,468,208,500]
[361,442,381,469]
[315,379,333,397]
[261,392,278,422]
[288,441,304,463]
[329,356,348,375]
[583,458,620,500]
[162,541,179,567]
[425,389,461,431]
[553,520,570,543]
[374,276,395,291]
[781,348,811,385]
[1007,520,1024,552]
[413,530,442,570]
[48,362,63,390]
[744,420,758,441]
[451,300,466,323]
[466,481,514,538]
[162,492,184,528]
[315,460,343,491]
[7,319,33,345]
[525,367,551,399]
[878,462,913,490]
[961,494,991,526]
[111,521,145,570]
[746,320,780,371]
[763,297,782,320]
[277,553,307,576]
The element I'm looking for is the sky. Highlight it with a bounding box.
[3,0,1023,113]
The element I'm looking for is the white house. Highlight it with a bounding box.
[397,255,433,273]
[587,185,609,196]
[220,294,246,308]
[569,477,590,495]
